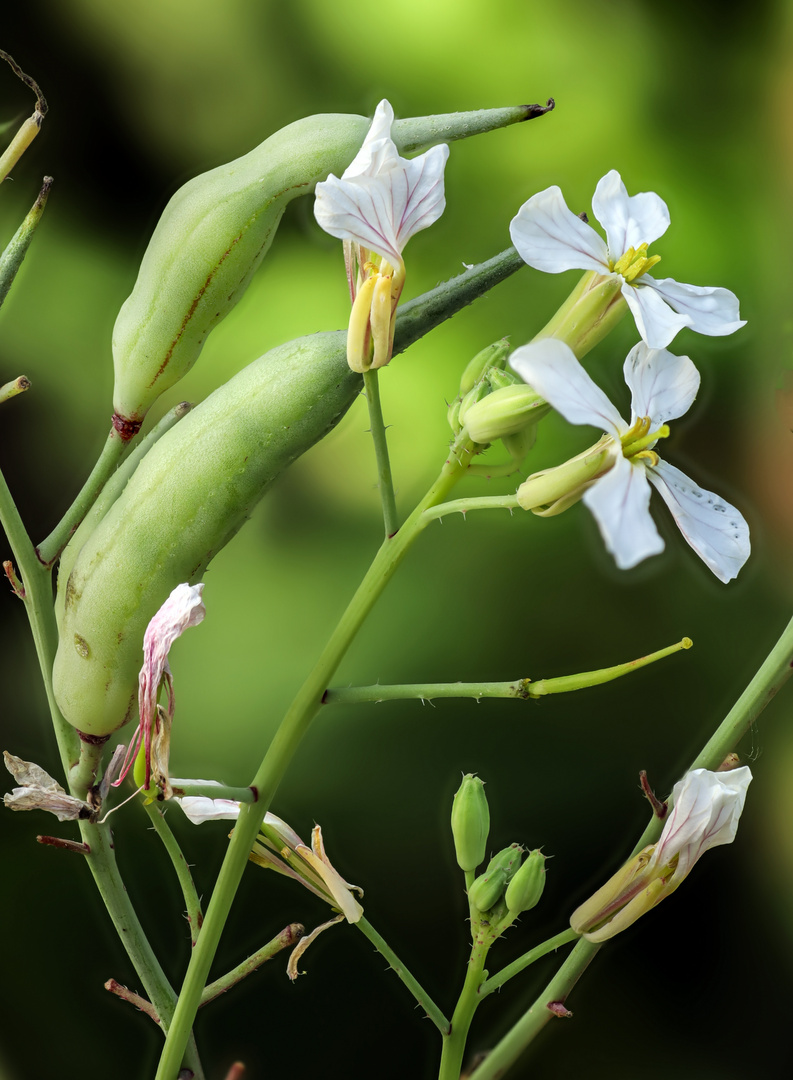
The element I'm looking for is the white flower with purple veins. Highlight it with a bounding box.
[509,338,751,581]
[314,99,449,371]
[509,170,745,349]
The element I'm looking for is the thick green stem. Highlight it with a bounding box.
[362,368,399,538]
[466,612,793,1080]
[439,934,490,1080]
[355,917,450,1034]
[155,455,468,1079]
[144,801,204,947]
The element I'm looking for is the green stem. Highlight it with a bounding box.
[362,368,399,538]
[36,427,133,567]
[200,924,304,1006]
[355,916,450,1035]
[479,929,579,997]
[439,930,491,1080]
[169,780,258,803]
[144,801,204,947]
[155,453,469,1079]
[422,494,521,524]
[466,611,793,1080]
[0,176,52,310]
[324,639,691,706]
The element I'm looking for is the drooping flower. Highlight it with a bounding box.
[3,745,125,821]
[571,766,752,942]
[510,338,750,582]
[115,582,206,797]
[314,99,450,372]
[509,170,745,350]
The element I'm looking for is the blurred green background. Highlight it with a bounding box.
[2,1,793,1078]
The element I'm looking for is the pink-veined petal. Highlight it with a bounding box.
[623,342,700,426]
[583,455,664,569]
[642,276,746,338]
[653,767,752,882]
[509,339,624,437]
[509,186,609,274]
[343,100,396,178]
[591,170,670,257]
[621,280,693,349]
[646,460,751,582]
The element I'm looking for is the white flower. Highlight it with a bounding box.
[571,766,752,942]
[651,766,753,885]
[314,99,449,371]
[115,583,206,796]
[509,170,745,349]
[510,338,750,582]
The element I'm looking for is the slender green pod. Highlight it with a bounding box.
[111,102,552,436]
[53,248,527,739]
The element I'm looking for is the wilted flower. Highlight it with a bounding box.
[314,99,449,372]
[510,338,750,582]
[571,766,752,942]
[115,583,206,798]
[510,170,745,349]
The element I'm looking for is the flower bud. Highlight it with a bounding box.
[463,384,549,444]
[451,774,490,872]
[459,339,510,395]
[505,849,547,914]
[468,844,523,912]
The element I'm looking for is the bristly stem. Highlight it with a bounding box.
[479,929,580,997]
[362,368,399,538]
[355,917,451,1035]
[144,801,204,947]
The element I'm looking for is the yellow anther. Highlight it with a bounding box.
[611,242,662,284]
[633,449,660,466]
[347,273,379,373]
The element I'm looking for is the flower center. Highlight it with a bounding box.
[609,242,662,284]
[620,415,670,466]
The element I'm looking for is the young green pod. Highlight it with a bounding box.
[111,104,544,435]
[53,250,527,739]
[504,849,547,914]
[451,774,490,873]
[468,844,523,912]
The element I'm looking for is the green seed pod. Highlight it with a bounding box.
[504,849,547,915]
[458,339,510,396]
[468,844,523,912]
[451,774,490,873]
[53,252,526,739]
[111,105,541,435]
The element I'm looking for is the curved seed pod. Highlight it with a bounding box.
[54,249,527,738]
[111,103,545,436]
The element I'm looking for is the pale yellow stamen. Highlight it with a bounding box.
[620,416,670,460]
[609,242,662,284]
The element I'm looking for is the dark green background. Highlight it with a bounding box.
[2,2,793,1078]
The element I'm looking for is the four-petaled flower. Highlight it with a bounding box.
[314,98,449,371]
[509,170,745,349]
[509,338,750,581]
[115,582,206,798]
[571,766,752,942]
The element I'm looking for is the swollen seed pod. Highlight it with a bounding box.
[451,774,490,873]
[53,252,527,739]
[111,104,543,435]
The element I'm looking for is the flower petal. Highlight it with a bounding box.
[509,339,624,437]
[177,796,241,823]
[591,170,670,257]
[643,276,746,338]
[343,100,396,178]
[654,767,752,882]
[509,186,609,274]
[646,460,751,582]
[622,280,692,349]
[583,455,664,569]
[623,342,700,426]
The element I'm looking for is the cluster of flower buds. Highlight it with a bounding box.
[447,340,550,465]
[451,775,547,928]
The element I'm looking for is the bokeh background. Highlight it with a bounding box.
[2,2,793,1078]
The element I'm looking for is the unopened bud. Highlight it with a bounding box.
[451,774,490,872]
[468,844,523,912]
[505,849,547,914]
[463,385,549,444]
[459,339,510,395]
